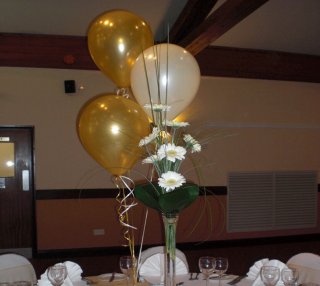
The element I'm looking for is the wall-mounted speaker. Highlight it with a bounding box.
[64,80,76,94]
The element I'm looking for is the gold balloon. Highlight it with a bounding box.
[88,10,154,88]
[77,94,150,176]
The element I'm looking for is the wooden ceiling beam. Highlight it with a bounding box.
[1,33,320,83]
[179,0,270,55]
[0,33,96,70]
[165,0,218,44]
[196,46,320,83]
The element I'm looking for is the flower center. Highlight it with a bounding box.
[167,179,177,186]
[167,150,177,156]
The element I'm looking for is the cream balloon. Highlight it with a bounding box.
[130,43,201,120]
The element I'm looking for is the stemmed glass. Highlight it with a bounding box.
[215,257,228,286]
[198,256,216,286]
[260,266,280,286]
[119,256,136,286]
[47,263,68,286]
[281,268,299,286]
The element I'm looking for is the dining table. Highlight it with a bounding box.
[84,273,253,286]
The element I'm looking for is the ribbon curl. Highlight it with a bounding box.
[113,175,139,284]
[113,175,137,252]
[116,87,130,98]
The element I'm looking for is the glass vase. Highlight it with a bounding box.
[162,213,179,286]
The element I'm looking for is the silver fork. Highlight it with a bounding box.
[227,275,246,285]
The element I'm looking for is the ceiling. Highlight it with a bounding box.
[0,0,319,82]
[0,0,188,39]
[212,0,320,56]
[1,0,319,55]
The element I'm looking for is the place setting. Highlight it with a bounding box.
[175,256,242,286]
[33,254,316,286]
[37,261,86,286]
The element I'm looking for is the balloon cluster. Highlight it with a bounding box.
[76,9,201,266]
[77,9,200,176]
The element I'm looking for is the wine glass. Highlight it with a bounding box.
[198,256,216,286]
[281,267,299,286]
[119,256,136,286]
[215,257,228,286]
[260,266,280,286]
[47,263,68,286]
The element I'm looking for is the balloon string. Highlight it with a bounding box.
[119,176,138,230]
[114,176,139,285]
[137,208,148,273]
[114,175,137,255]
[119,177,151,279]
[113,175,150,281]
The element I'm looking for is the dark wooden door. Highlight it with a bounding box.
[0,126,35,258]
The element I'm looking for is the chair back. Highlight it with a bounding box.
[0,253,37,283]
[287,252,320,284]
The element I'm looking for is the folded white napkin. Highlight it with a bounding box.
[247,258,270,280]
[38,261,84,286]
[251,259,287,286]
[139,253,188,283]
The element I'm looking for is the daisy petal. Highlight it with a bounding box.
[158,171,186,192]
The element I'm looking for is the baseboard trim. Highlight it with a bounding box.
[35,186,228,200]
[34,232,320,258]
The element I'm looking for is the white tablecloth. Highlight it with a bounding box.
[179,277,251,286]
[142,273,252,286]
[86,273,253,286]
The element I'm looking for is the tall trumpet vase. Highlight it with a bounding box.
[162,213,179,286]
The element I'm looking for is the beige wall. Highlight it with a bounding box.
[1,67,320,189]
[1,67,320,250]
[181,77,320,185]
[36,196,320,250]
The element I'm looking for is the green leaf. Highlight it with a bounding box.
[134,183,161,211]
[134,183,199,214]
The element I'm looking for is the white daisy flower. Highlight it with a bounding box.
[158,171,186,192]
[191,143,201,153]
[183,134,201,153]
[144,103,171,112]
[139,127,159,147]
[142,155,159,164]
[162,120,190,128]
[183,134,194,143]
[157,143,186,162]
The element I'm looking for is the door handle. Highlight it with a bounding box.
[22,170,29,191]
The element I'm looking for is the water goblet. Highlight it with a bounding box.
[281,267,299,286]
[198,256,216,286]
[215,257,228,286]
[120,256,136,286]
[260,266,280,286]
[47,263,68,286]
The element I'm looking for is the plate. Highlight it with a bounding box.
[208,274,236,280]
[142,274,189,285]
[73,282,88,286]
[97,273,126,281]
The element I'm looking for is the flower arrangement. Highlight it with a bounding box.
[132,43,202,286]
[134,103,201,286]
[134,103,201,215]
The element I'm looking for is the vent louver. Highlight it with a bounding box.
[227,171,317,232]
